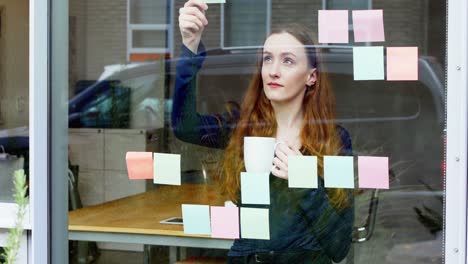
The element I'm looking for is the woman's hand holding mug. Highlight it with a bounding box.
[179,0,209,54]
[272,142,302,180]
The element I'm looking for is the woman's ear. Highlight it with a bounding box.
[306,68,317,86]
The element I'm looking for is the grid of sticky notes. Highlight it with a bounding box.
[318,9,418,81]
[125,152,181,185]
[180,204,270,240]
[288,155,390,189]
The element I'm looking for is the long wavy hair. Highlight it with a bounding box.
[219,24,350,210]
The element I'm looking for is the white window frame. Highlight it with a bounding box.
[126,0,174,60]
[446,0,468,263]
[28,0,50,263]
[220,0,272,50]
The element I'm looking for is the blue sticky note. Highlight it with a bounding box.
[241,172,270,204]
[324,156,355,188]
[182,204,211,235]
[353,46,384,80]
[288,156,318,188]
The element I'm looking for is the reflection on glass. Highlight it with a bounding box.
[0,2,29,204]
[66,0,447,262]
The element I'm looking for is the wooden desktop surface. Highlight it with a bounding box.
[69,184,227,238]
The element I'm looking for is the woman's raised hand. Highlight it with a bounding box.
[271,142,302,180]
[179,0,209,53]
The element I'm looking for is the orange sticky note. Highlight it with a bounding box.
[386,47,418,81]
[126,152,153,180]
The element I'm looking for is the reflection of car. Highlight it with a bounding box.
[69,47,445,263]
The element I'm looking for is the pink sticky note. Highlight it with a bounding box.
[210,206,240,239]
[358,156,389,189]
[126,152,153,180]
[319,10,349,44]
[352,10,385,42]
[387,47,419,81]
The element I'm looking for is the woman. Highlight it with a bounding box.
[172,0,354,263]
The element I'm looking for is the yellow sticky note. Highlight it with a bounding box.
[288,156,318,188]
[154,153,181,185]
[240,207,270,240]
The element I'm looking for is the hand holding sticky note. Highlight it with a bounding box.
[126,152,153,180]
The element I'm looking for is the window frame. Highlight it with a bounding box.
[126,0,174,60]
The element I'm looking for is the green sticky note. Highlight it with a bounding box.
[153,153,181,185]
[205,0,226,3]
[353,46,384,80]
[182,204,211,235]
[288,156,318,188]
[324,156,355,188]
[240,207,270,240]
[241,172,270,204]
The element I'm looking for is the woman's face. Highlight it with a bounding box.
[261,33,316,104]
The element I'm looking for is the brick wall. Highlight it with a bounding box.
[84,0,127,80]
[70,0,445,79]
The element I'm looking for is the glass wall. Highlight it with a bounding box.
[66,0,448,263]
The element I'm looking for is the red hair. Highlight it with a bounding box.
[219,24,349,210]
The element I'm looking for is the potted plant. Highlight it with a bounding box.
[0,170,28,264]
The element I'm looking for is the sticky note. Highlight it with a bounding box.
[324,156,354,188]
[240,207,270,240]
[358,156,389,189]
[154,153,181,185]
[352,10,385,42]
[210,206,240,239]
[240,172,270,205]
[288,156,318,188]
[318,10,349,44]
[126,152,153,180]
[353,46,384,80]
[182,204,211,235]
[387,47,419,81]
[205,0,225,3]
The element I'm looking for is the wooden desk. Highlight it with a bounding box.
[69,184,234,260]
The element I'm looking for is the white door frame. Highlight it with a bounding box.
[446,0,468,263]
[30,0,50,263]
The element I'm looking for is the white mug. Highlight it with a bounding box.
[244,137,277,173]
